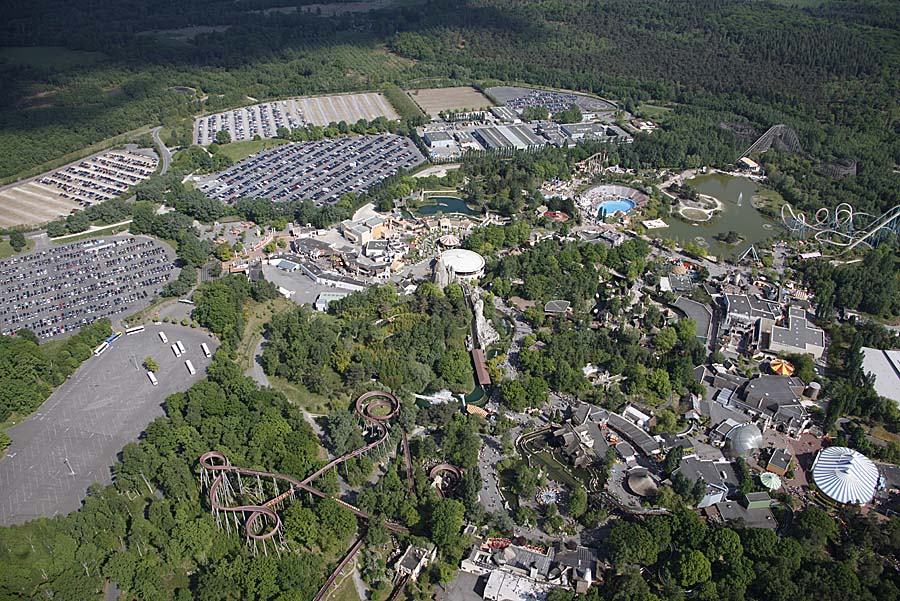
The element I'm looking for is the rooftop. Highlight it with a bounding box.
[770,309,825,352]
[607,412,660,455]
[862,347,900,407]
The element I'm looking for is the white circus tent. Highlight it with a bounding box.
[811,446,880,505]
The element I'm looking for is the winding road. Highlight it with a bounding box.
[151,126,172,175]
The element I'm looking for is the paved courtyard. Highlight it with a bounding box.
[0,324,217,525]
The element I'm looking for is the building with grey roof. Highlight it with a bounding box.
[395,544,436,581]
[673,296,714,346]
[555,403,610,467]
[313,291,350,312]
[544,299,571,315]
[723,293,780,326]
[767,306,825,360]
[675,456,738,508]
[767,447,793,476]
[861,347,900,408]
[555,546,599,594]
[607,412,661,456]
[707,495,778,530]
[423,131,454,149]
[733,375,809,436]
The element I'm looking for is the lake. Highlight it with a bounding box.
[660,174,779,258]
[416,196,478,216]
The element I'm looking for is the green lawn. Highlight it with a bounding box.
[0,238,34,258]
[637,103,675,120]
[0,46,107,69]
[51,223,131,244]
[217,138,288,162]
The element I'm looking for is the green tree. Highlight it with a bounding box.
[284,504,319,548]
[673,549,711,588]
[9,231,26,252]
[430,498,466,560]
[215,130,231,144]
[143,357,159,372]
[567,485,588,518]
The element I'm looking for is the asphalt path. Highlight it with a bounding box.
[0,324,217,525]
[151,126,172,175]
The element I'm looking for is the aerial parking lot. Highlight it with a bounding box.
[195,134,425,205]
[0,150,158,229]
[0,323,217,525]
[193,92,399,145]
[486,86,617,115]
[0,236,175,340]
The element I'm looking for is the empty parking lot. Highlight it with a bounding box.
[0,324,217,525]
[0,236,175,340]
[193,92,399,145]
[196,134,425,205]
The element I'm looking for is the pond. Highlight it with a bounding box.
[660,174,780,258]
[416,196,478,216]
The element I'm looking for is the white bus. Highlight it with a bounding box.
[176,340,186,354]
[125,325,145,335]
[93,342,109,356]
[159,331,168,344]
[171,344,182,357]
[147,371,158,386]
[185,360,196,375]
[200,343,211,358]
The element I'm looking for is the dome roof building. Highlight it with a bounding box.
[725,423,764,457]
[812,446,879,505]
[439,249,485,282]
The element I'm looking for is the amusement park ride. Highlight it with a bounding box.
[781,202,900,253]
[737,124,899,255]
[198,389,463,600]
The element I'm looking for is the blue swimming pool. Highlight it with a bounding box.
[598,198,635,216]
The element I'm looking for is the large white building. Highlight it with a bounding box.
[862,347,900,407]
[437,248,485,283]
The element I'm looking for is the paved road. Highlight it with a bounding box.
[0,324,217,525]
[477,435,508,514]
[151,126,172,175]
[247,337,270,387]
[493,296,533,379]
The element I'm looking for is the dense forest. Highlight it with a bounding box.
[261,282,475,397]
[1,0,897,215]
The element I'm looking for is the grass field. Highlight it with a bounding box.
[0,238,34,259]
[0,46,106,69]
[322,569,361,601]
[638,103,675,120]
[235,296,292,373]
[217,138,288,162]
[407,86,493,116]
[51,223,131,244]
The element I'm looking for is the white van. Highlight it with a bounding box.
[171,344,182,357]
[176,340,186,354]
[185,360,196,375]
[147,371,158,386]
[200,343,211,358]
[159,331,168,344]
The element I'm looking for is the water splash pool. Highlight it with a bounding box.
[598,198,635,216]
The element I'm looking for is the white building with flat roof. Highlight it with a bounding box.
[862,347,900,407]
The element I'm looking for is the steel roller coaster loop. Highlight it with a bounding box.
[199,390,407,550]
[781,202,900,252]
